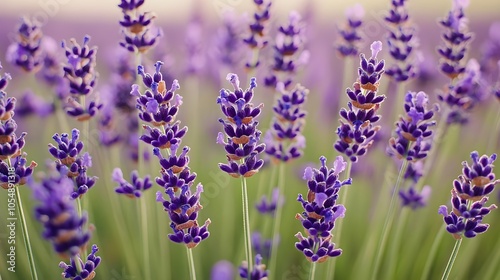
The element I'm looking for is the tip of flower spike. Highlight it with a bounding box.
[112,168,123,182]
[250,77,257,89]
[154,61,164,73]
[345,3,365,20]
[83,35,91,45]
[171,79,180,91]
[438,205,448,216]
[226,73,240,89]
[415,91,428,108]
[319,156,327,168]
[137,65,145,76]
[370,41,382,59]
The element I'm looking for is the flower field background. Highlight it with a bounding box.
[0,0,499,279]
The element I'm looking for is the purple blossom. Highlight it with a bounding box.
[334,41,386,162]
[213,12,244,69]
[252,231,273,260]
[384,0,418,82]
[399,185,431,210]
[336,4,365,57]
[0,153,37,189]
[119,0,162,53]
[388,91,438,161]
[243,0,272,69]
[265,83,308,162]
[255,188,283,215]
[61,36,102,121]
[6,17,43,72]
[217,74,265,178]
[30,170,91,257]
[112,168,152,198]
[437,0,473,79]
[439,151,498,239]
[59,244,101,280]
[211,260,235,280]
[239,254,268,280]
[295,156,351,263]
[264,11,309,89]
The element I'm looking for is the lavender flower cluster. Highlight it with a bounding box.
[295,156,352,263]
[334,41,386,162]
[131,61,211,248]
[439,152,499,239]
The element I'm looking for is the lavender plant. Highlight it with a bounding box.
[216,73,265,276]
[0,62,38,279]
[243,0,272,70]
[6,17,43,73]
[336,4,365,58]
[438,151,499,279]
[295,156,351,278]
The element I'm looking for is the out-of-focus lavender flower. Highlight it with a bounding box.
[439,151,499,239]
[384,0,418,82]
[211,260,235,280]
[404,161,424,183]
[388,91,438,161]
[480,22,500,74]
[336,4,365,57]
[334,41,386,162]
[61,36,102,121]
[216,74,265,178]
[48,129,97,199]
[399,185,431,210]
[295,156,351,263]
[0,63,12,92]
[239,254,268,279]
[30,169,91,257]
[185,13,206,75]
[6,17,43,72]
[264,11,309,89]
[437,0,473,79]
[243,0,272,69]
[252,231,273,260]
[112,168,152,198]
[118,0,162,53]
[59,244,101,280]
[255,188,283,215]
[36,36,64,89]
[438,59,487,125]
[213,12,244,69]
[265,83,308,162]
[14,90,55,118]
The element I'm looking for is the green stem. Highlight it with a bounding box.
[309,261,317,280]
[268,162,285,277]
[139,196,151,280]
[186,247,197,280]
[420,227,445,280]
[386,207,410,279]
[482,225,500,279]
[370,159,409,280]
[14,186,39,280]
[72,255,83,274]
[326,161,352,279]
[441,238,463,280]
[486,107,500,152]
[241,176,253,279]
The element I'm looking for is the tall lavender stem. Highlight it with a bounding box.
[241,176,253,277]
[441,239,463,280]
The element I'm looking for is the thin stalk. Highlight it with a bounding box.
[14,186,39,280]
[420,227,445,280]
[268,162,285,278]
[139,196,151,280]
[370,159,409,280]
[309,261,317,280]
[386,207,410,279]
[441,238,463,280]
[186,247,197,280]
[72,255,83,274]
[241,176,253,279]
[486,107,500,152]
[326,161,352,279]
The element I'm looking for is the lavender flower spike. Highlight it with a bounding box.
[295,156,351,263]
[59,244,101,280]
[384,0,418,82]
[217,74,265,178]
[388,91,438,161]
[439,151,499,239]
[30,170,91,257]
[112,168,152,198]
[399,185,431,210]
[6,17,43,72]
[239,254,268,279]
[334,41,386,162]
[244,0,272,68]
[336,4,365,57]
[119,0,162,53]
